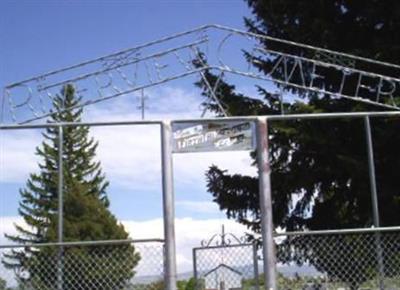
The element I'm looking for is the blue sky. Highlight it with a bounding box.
[1,1,397,279]
[0,2,257,272]
[0,0,260,217]
[0,0,251,87]
[0,0,256,214]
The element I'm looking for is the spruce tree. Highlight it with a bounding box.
[3,84,140,289]
[193,1,400,288]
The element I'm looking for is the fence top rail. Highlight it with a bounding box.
[1,111,400,130]
[274,226,400,237]
[193,242,255,251]
[0,238,164,249]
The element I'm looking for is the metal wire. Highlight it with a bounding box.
[194,245,258,290]
[275,229,400,290]
[2,25,399,125]
[0,239,164,290]
[193,228,259,290]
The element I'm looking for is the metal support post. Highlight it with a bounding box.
[364,116,385,289]
[256,117,277,290]
[193,248,199,290]
[57,126,64,290]
[252,242,260,290]
[161,121,178,290]
[364,116,381,227]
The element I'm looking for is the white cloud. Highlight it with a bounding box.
[0,86,257,278]
[0,216,250,277]
[89,127,256,194]
[122,217,251,273]
[0,216,25,245]
[0,130,41,183]
[176,200,219,214]
[91,125,162,191]
[83,86,203,122]
[0,86,257,196]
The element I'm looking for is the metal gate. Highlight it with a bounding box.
[193,226,260,290]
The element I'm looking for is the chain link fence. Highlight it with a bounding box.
[274,228,400,290]
[0,239,164,290]
[193,243,259,290]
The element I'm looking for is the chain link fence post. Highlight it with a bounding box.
[252,242,260,290]
[57,125,64,290]
[364,116,385,290]
[161,121,178,290]
[256,117,277,290]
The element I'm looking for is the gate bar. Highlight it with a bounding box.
[2,111,400,130]
[192,248,199,290]
[364,116,385,290]
[57,126,64,290]
[256,117,277,290]
[161,121,178,290]
[364,116,381,227]
[274,225,400,237]
[252,242,260,290]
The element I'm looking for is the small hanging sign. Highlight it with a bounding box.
[172,121,255,153]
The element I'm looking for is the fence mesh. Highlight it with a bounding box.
[275,229,400,290]
[194,244,259,290]
[0,240,164,290]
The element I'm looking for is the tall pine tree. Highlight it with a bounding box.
[194,1,400,288]
[3,84,140,289]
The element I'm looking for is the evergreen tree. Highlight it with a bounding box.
[3,84,140,289]
[0,278,8,290]
[195,1,400,289]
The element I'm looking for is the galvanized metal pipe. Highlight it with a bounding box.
[174,110,400,123]
[2,110,400,130]
[57,126,64,290]
[4,25,212,89]
[364,116,381,227]
[19,67,211,124]
[192,243,255,251]
[220,68,400,111]
[252,242,260,290]
[364,116,385,290]
[57,126,64,245]
[0,238,164,249]
[256,117,277,290]
[6,23,399,91]
[209,24,400,70]
[161,121,177,290]
[193,248,199,290]
[273,225,400,237]
[39,39,208,92]
[0,120,162,130]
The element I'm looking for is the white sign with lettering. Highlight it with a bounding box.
[172,121,255,153]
